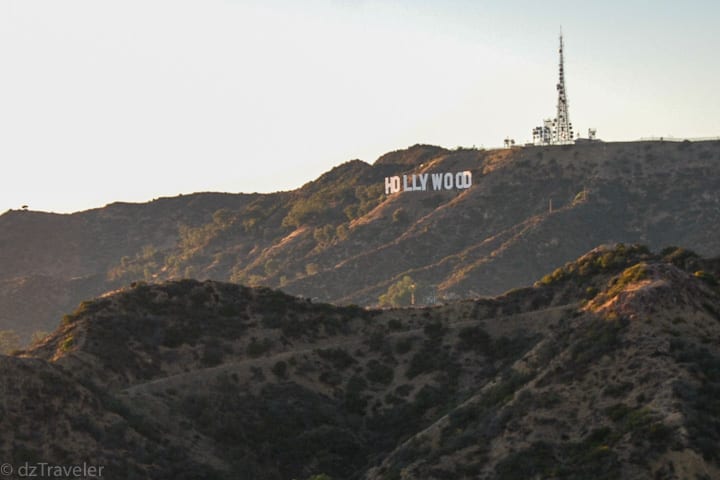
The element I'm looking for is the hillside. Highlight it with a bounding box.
[2,139,720,341]
[3,244,720,479]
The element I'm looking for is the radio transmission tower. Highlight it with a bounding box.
[553,30,573,144]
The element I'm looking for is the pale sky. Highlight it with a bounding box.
[1,1,719,213]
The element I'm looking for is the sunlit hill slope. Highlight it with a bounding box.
[2,139,720,341]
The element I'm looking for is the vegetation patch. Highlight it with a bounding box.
[537,244,651,287]
[246,337,274,358]
[272,360,288,379]
[480,369,534,409]
[394,336,415,355]
[602,381,634,398]
[201,339,225,367]
[365,359,394,385]
[344,375,369,415]
[457,326,537,363]
[670,340,720,461]
[604,262,649,298]
[495,427,625,480]
[316,348,356,370]
[406,339,454,379]
[59,335,75,353]
[379,276,418,307]
[566,318,626,379]
[457,325,491,352]
[661,246,700,270]
[495,441,558,480]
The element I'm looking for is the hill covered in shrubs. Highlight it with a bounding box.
[2,139,720,343]
[3,244,720,479]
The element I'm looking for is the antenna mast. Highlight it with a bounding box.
[553,29,573,144]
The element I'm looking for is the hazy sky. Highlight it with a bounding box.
[1,1,718,213]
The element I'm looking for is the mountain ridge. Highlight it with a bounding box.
[3,244,720,479]
[2,139,720,342]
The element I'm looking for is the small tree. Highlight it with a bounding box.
[379,276,417,307]
[313,224,335,246]
[392,208,408,223]
[335,224,349,241]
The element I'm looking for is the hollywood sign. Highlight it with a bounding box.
[385,171,472,194]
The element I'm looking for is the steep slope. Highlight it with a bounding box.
[287,140,720,304]
[3,244,720,479]
[0,193,262,281]
[367,246,720,479]
[0,193,269,341]
[3,140,720,340]
[0,355,222,478]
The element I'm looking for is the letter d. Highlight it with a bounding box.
[457,171,472,189]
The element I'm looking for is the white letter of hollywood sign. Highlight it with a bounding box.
[384,171,472,194]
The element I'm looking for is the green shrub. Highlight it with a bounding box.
[421,194,445,209]
[495,441,556,480]
[606,263,649,297]
[316,348,356,370]
[319,370,343,386]
[365,360,394,385]
[367,330,387,352]
[344,375,369,414]
[379,276,417,307]
[423,321,446,339]
[536,244,652,288]
[570,319,625,371]
[250,366,265,382]
[406,343,448,379]
[162,326,186,348]
[247,337,273,357]
[602,382,634,398]
[201,340,224,367]
[670,341,720,461]
[313,224,336,246]
[59,335,75,353]
[538,267,567,286]
[661,246,700,269]
[392,208,408,223]
[457,326,491,352]
[585,286,599,299]
[272,361,288,379]
[480,370,534,409]
[388,319,404,331]
[605,403,634,422]
[395,337,415,355]
[395,384,413,397]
